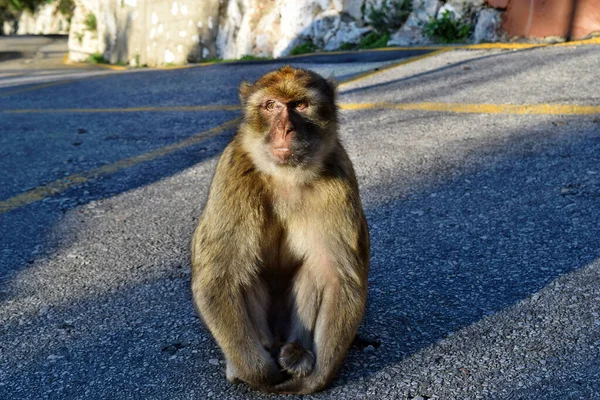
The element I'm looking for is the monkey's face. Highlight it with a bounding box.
[240,66,338,170]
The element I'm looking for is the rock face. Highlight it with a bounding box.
[473,8,501,43]
[216,0,370,59]
[65,0,599,66]
[2,2,71,35]
[388,0,440,46]
[67,0,376,64]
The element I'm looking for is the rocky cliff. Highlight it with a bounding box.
[64,0,598,66]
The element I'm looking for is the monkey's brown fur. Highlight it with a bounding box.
[191,66,370,394]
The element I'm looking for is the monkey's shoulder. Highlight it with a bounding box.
[216,139,261,179]
[200,141,269,222]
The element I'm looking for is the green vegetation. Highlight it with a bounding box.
[88,52,107,64]
[423,10,472,43]
[358,31,391,49]
[1,0,38,13]
[0,0,40,26]
[56,0,74,18]
[84,12,97,32]
[289,40,319,56]
[337,42,355,51]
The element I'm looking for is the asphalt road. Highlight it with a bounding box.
[1,42,599,400]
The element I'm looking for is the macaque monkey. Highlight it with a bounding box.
[191,66,369,394]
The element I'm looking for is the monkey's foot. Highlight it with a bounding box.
[225,361,242,384]
[278,342,315,378]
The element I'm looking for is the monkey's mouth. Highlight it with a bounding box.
[271,147,293,163]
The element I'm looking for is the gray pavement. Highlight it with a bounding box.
[1,43,599,400]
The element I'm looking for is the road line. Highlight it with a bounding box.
[5,101,599,116]
[0,118,240,214]
[2,105,241,114]
[340,102,600,115]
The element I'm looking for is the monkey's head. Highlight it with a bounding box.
[239,66,338,177]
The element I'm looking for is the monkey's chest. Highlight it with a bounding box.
[261,212,336,281]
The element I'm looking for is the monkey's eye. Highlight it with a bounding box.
[294,101,308,111]
[265,101,276,110]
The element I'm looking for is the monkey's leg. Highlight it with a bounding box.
[226,280,274,384]
[278,268,318,377]
[274,278,366,394]
[244,280,275,352]
[192,275,284,388]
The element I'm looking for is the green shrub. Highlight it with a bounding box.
[338,42,356,51]
[88,52,107,64]
[358,31,390,49]
[84,12,97,32]
[56,0,74,17]
[423,10,472,43]
[290,41,319,56]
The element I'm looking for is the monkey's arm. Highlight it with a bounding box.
[190,145,283,387]
[191,256,282,387]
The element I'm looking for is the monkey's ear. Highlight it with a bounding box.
[326,76,338,100]
[239,81,254,104]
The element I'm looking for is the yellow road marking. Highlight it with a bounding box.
[2,105,241,114]
[0,118,240,214]
[340,102,600,115]
[5,101,599,116]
